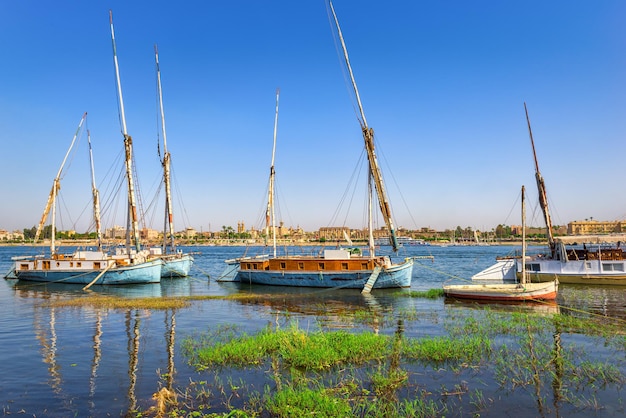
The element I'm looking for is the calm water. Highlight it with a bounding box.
[1,244,625,416]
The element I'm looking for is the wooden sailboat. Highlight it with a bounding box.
[221,1,414,291]
[472,103,626,285]
[444,186,558,301]
[6,114,161,284]
[153,45,194,278]
[6,12,162,285]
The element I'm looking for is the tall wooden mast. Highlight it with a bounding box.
[110,10,142,253]
[265,88,280,257]
[34,112,87,253]
[87,129,102,251]
[524,102,555,257]
[155,44,176,253]
[521,185,527,285]
[328,0,399,252]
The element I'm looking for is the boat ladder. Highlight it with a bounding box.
[362,265,382,294]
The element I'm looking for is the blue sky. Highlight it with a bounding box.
[1,0,625,235]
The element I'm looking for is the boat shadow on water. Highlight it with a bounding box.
[216,282,415,328]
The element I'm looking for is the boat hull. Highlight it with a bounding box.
[517,259,626,285]
[11,259,162,285]
[443,281,558,301]
[161,254,194,278]
[471,258,517,282]
[236,258,414,289]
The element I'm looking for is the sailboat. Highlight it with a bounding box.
[153,45,194,278]
[472,103,626,285]
[5,113,161,285]
[444,186,558,301]
[221,1,414,291]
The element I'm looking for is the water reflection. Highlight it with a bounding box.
[559,284,626,319]
[89,311,102,409]
[221,283,415,331]
[33,307,62,394]
[444,297,561,315]
[126,310,140,412]
[23,298,178,415]
[12,280,163,298]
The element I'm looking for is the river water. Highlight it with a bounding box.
[1,244,624,416]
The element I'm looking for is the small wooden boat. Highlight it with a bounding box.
[443,280,558,301]
[444,186,558,301]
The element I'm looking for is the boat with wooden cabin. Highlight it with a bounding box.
[472,103,626,286]
[221,2,416,291]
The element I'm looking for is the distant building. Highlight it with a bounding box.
[510,225,567,236]
[105,225,126,239]
[319,226,350,241]
[140,228,159,241]
[0,229,24,241]
[567,220,625,235]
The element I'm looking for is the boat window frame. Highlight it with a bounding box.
[526,263,541,272]
[602,262,624,272]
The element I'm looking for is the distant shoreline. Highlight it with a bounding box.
[0,239,534,247]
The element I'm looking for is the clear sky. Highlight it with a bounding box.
[1,0,625,235]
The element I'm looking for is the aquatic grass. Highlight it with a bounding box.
[192,325,391,371]
[195,328,283,368]
[265,387,353,417]
[43,294,189,310]
[406,288,444,299]
[572,361,625,389]
[370,368,408,399]
[402,335,492,365]
[169,305,626,418]
[353,393,447,417]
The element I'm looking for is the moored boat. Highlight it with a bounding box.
[446,186,559,301]
[473,103,626,286]
[153,45,194,278]
[6,12,163,286]
[443,281,558,301]
[221,2,417,291]
[515,235,626,285]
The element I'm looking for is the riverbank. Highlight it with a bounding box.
[0,239,534,247]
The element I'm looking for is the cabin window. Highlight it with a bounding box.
[526,263,541,272]
[585,262,592,269]
[318,262,325,270]
[245,263,251,270]
[70,262,74,267]
[56,262,60,267]
[341,262,349,270]
[298,262,304,270]
[280,262,286,269]
[602,263,624,272]
[43,261,50,270]
[253,263,258,270]
[361,262,368,269]
[77,262,82,268]
[20,264,29,271]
